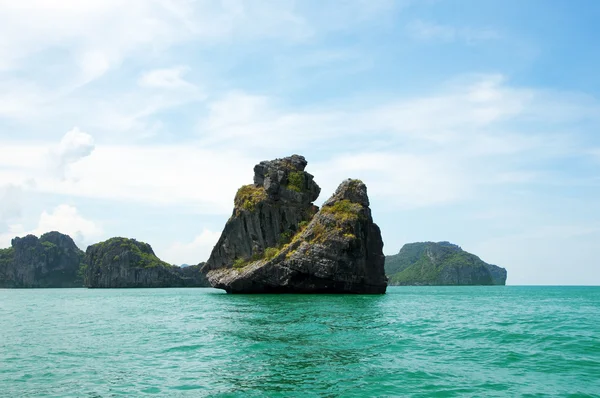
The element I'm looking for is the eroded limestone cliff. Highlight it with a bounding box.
[203,155,387,294]
[84,237,209,288]
[0,231,84,288]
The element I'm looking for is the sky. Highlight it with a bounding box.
[0,0,599,285]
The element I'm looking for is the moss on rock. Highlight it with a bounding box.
[321,199,363,223]
[287,171,305,192]
[234,185,268,212]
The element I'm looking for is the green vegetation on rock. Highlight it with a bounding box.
[234,185,268,212]
[386,242,507,286]
[264,247,279,260]
[87,237,171,269]
[231,220,313,270]
[321,199,363,223]
[287,171,305,192]
[0,247,14,268]
[84,237,209,288]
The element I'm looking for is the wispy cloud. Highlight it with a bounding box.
[0,0,314,81]
[138,66,196,90]
[160,229,222,265]
[407,20,501,44]
[0,185,23,233]
[49,127,95,179]
[1,75,597,215]
[0,204,102,249]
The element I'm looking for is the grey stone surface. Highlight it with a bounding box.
[204,154,320,272]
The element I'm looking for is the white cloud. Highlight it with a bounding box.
[160,229,221,265]
[138,66,194,90]
[0,184,23,232]
[407,20,501,44]
[0,144,256,214]
[49,127,95,179]
[0,74,207,141]
[33,204,102,246]
[0,204,101,249]
[78,50,112,84]
[0,74,597,214]
[471,226,600,285]
[313,153,470,208]
[0,0,313,81]
[197,75,540,152]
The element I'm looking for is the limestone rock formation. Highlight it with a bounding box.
[205,154,320,271]
[203,155,387,294]
[84,237,209,288]
[385,241,507,286]
[0,231,84,288]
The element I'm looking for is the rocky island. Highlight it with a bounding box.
[202,155,387,294]
[385,241,507,285]
[0,231,85,288]
[83,237,209,288]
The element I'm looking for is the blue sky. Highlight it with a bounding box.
[1,0,599,285]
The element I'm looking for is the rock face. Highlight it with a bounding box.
[203,155,387,294]
[385,241,507,286]
[0,231,84,288]
[205,154,320,270]
[84,237,209,288]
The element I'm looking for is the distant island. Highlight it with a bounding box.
[83,237,208,288]
[0,156,508,290]
[385,242,507,286]
[0,232,209,288]
[0,231,84,288]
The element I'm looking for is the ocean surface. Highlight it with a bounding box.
[1,287,599,397]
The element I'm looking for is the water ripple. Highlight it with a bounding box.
[0,286,599,397]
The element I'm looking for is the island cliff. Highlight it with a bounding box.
[0,231,84,288]
[202,155,387,294]
[83,237,209,288]
[385,241,507,285]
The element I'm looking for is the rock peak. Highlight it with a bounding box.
[251,154,320,204]
[205,155,320,272]
[2,232,84,288]
[323,179,369,207]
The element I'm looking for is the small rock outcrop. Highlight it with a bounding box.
[203,155,387,294]
[84,237,209,288]
[0,231,84,288]
[385,241,507,286]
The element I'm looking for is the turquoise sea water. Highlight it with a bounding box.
[1,287,599,397]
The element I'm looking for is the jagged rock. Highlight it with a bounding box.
[204,155,387,294]
[204,154,320,271]
[385,241,507,285]
[0,231,84,288]
[84,237,209,288]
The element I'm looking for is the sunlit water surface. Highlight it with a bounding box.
[1,286,599,397]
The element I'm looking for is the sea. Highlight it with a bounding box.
[1,286,598,397]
